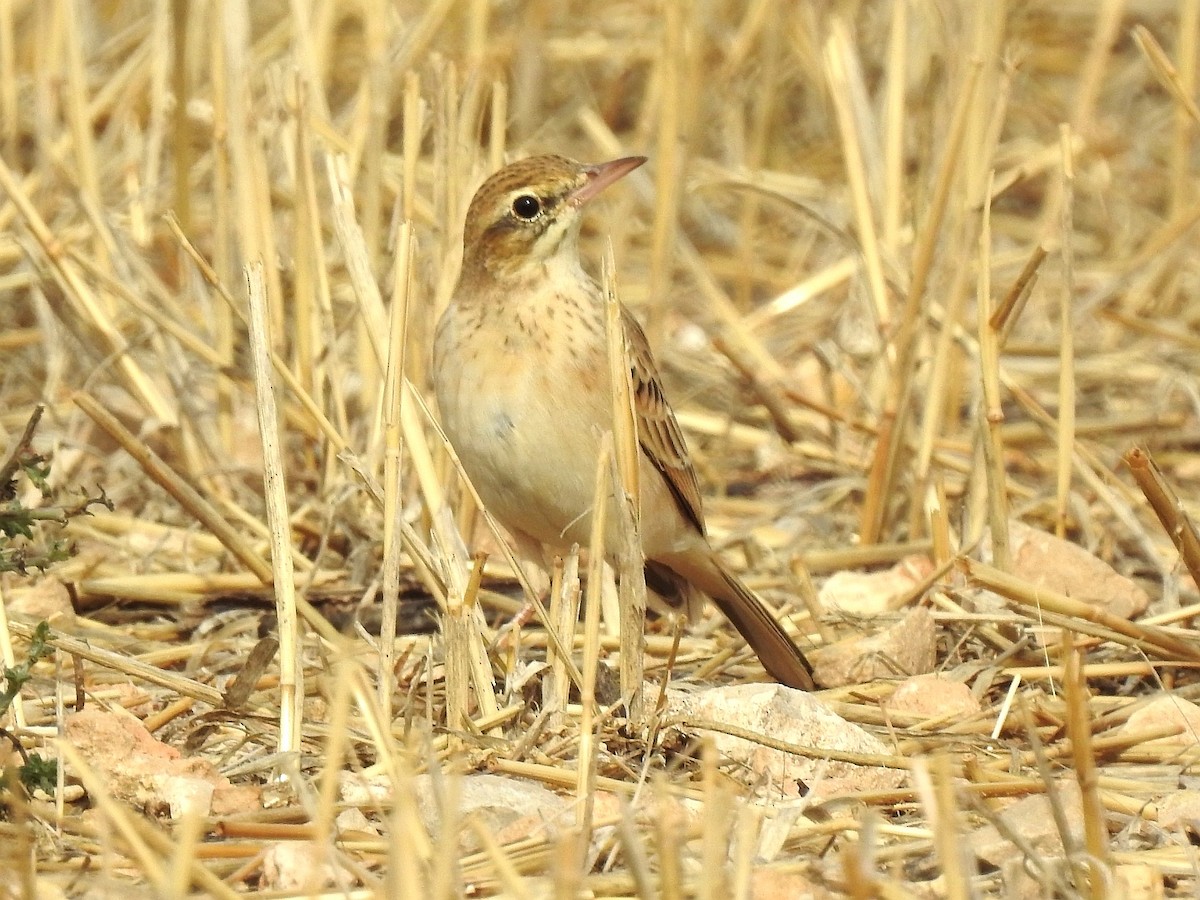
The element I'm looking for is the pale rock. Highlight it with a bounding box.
[4,575,75,625]
[1122,694,1200,746]
[1002,520,1149,619]
[749,866,827,899]
[666,683,905,803]
[335,806,378,836]
[817,556,934,616]
[338,771,395,805]
[64,708,233,818]
[970,779,1084,867]
[1156,789,1200,832]
[412,773,573,847]
[260,841,339,891]
[211,783,262,816]
[885,675,980,720]
[813,607,937,687]
[151,773,215,819]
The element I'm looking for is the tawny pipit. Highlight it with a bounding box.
[433,155,814,690]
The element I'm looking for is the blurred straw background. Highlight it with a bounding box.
[1,0,1199,895]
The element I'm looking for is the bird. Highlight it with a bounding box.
[432,154,815,691]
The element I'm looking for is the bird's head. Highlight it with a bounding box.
[460,154,645,280]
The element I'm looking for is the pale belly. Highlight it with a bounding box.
[434,321,609,548]
[433,313,694,557]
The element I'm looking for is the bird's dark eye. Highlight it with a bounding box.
[511,194,541,220]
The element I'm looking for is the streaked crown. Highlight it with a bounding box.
[459,154,645,280]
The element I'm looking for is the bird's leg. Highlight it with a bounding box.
[494,529,555,650]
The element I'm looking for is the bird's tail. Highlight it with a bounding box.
[658,551,815,690]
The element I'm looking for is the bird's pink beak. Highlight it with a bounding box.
[569,156,646,207]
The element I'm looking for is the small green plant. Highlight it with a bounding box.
[0,405,110,798]
[0,621,56,795]
[0,405,112,574]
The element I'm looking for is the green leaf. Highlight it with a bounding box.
[18,753,57,795]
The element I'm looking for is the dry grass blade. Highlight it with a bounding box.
[72,392,273,583]
[1063,636,1111,898]
[6,619,223,706]
[244,261,300,754]
[603,243,647,723]
[59,743,241,899]
[1124,446,1200,592]
[1055,128,1077,541]
[0,160,174,426]
[677,717,911,770]
[977,172,1012,570]
[1132,24,1200,126]
[379,222,416,718]
[962,559,1200,663]
[911,754,971,900]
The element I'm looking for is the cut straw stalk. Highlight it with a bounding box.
[603,242,647,723]
[1004,661,1198,680]
[989,243,1047,344]
[910,222,973,518]
[70,510,224,557]
[576,435,613,851]
[678,240,802,443]
[698,740,732,900]
[219,3,285,345]
[327,146,503,725]
[73,571,315,605]
[443,553,485,751]
[1071,0,1129,134]
[911,754,971,899]
[208,3,235,456]
[545,550,582,729]
[645,0,686,346]
[0,581,27,730]
[244,262,301,755]
[977,172,1011,570]
[1132,24,1200,127]
[6,618,222,706]
[865,32,982,543]
[960,558,1200,663]
[1055,126,1077,540]
[881,0,907,254]
[290,70,333,415]
[402,72,424,224]
[308,659,361,888]
[1123,446,1200,592]
[1164,3,1200,223]
[907,43,1008,510]
[379,222,415,717]
[326,152,388,407]
[1063,637,1112,897]
[823,21,889,332]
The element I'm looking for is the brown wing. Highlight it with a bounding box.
[621,305,707,536]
